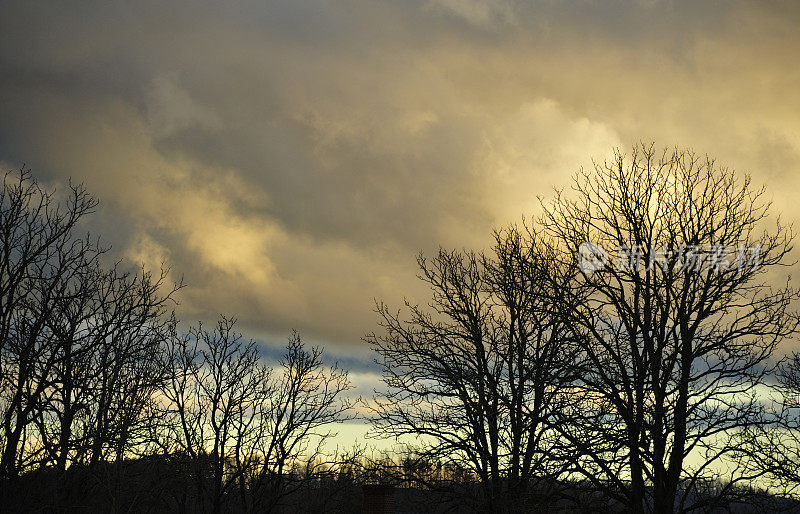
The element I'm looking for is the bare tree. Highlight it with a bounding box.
[163,317,271,514]
[84,266,180,471]
[731,352,800,509]
[0,169,99,482]
[31,264,178,465]
[0,168,354,512]
[539,143,800,513]
[0,168,182,510]
[244,330,353,513]
[162,318,352,514]
[366,225,578,513]
[78,266,180,510]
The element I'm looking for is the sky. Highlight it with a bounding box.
[1,0,800,376]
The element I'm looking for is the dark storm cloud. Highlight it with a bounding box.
[1,0,799,357]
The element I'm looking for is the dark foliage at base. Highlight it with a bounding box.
[1,456,798,514]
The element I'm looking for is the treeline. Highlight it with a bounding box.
[0,171,352,512]
[365,145,800,513]
[2,144,800,514]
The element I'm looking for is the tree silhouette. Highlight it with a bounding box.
[540,143,800,513]
[162,317,352,513]
[1,151,798,513]
[367,225,578,513]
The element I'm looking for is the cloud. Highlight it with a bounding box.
[146,73,221,137]
[0,0,799,357]
[427,0,516,28]
[478,99,621,223]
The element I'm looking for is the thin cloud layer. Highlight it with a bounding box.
[1,0,798,355]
